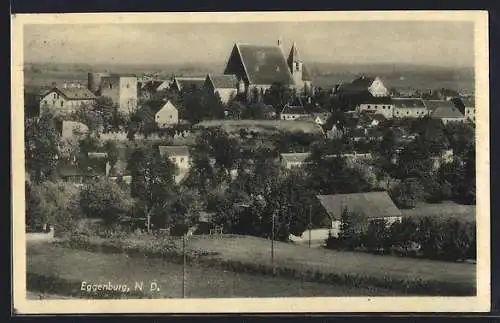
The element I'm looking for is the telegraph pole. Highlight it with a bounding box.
[308,204,312,248]
[182,232,186,298]
[271,210,275,274]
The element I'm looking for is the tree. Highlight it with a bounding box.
[25,112,61,183]
[339,207,366,250]
[26,180,81,234]
[71,104,103,134]
[416,216,444,259]
[79,178,134,226]
[388,217,419,255]
[127,145,178,228]
[389,178,424,209]
[363,219,388,252]
[264,82,293,109]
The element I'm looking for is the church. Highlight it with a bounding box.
[223,40,313,98]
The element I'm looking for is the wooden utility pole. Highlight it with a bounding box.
[308,204,312,248]
[271,210,275,274]
[182,233,186,298]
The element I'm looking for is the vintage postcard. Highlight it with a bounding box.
[12,11,490,314]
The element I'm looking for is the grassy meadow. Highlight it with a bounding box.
[27,241,400,298]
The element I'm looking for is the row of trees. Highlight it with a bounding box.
[326,208,476,262]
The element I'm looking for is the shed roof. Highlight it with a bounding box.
[317,191,402,221]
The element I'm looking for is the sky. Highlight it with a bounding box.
[24,21,474,67]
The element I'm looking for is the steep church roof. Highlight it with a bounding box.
[224,43,295,86]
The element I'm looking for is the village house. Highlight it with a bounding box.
[426,100,466,125]
[158,145,191,170]
[138,80,169,101]
[56,153,107,187]
[392,98,428,118]
[154,100,179,128]
[204,74,240,104]
[280,152,311,170]
[316,191,402,238]
[98,74,138,114]
[158,145,192,184]
[223,40,313,98]
[39,84,97,116]
[337,75,389,98]
[356,97,394,119]
[280,104,309,120]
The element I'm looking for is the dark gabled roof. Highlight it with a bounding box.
[281,105,308,115]
[261,104,276,114]
[392,98,426,109]
[175,77,206,91]
[235,43,294,85]
[430,105,465,119]
[317,191,402,221]
[208,74,238,89]
[423,99,456,112]
[158,145,190,157]
[45,87,97,101]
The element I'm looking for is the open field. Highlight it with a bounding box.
[176,235,476,295]
[53,233,476,295]
[401,202,476,223]
[27,242,399,298]
[194,119,324,135]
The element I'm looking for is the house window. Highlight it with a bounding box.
[53,93,57,99]
[407,111,409,115]
[109,83,113,89]
[43,100,47,105]
[126,83,130,89]
[180,158,184,163]
[367,105,371,109]
[60,101,64,107]
[169,115,172,119]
